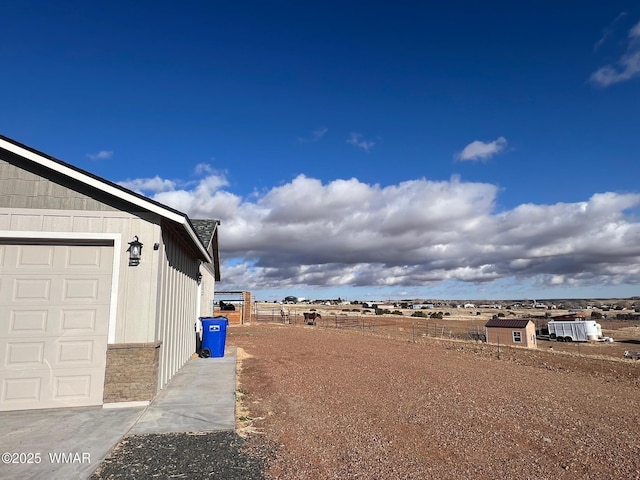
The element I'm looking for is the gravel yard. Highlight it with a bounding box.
[91,431,273,479]
[231,324,640,480]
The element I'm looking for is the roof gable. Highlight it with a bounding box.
[0,134,212,263]
[191,219,221,281]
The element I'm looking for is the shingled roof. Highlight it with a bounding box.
[191,219,221,281]
[191,219,219,247]
[485,318,532,329]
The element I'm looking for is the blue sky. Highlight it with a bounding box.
[2,1,640,301]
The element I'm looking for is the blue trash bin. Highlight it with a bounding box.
[200,317,228,358]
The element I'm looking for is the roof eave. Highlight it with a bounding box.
[0,135,211,263]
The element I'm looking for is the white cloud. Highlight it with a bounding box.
[590,51,640,87]
[590,20,640,87]
[120,170,640,294]
[118,176,176,193]
[87,150,113,160]
[347,133,375,152]
[456,137,507,162]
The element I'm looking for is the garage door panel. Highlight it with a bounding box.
[55,339,105,365]
[60,308,97,332]
[1,368,105,409]
[16,245,55,268]
[2,275,111,305]
[54,374,92,399]
[13,278,52,302]
[0,243,112,411]
[52,368,105,405]
[1,338,106,369]
[2,376,42,403]
[8,310,49,335]
[5,341,46,366]
[0,307,108,338]
[58,274,112,304]
[65,246,103,268]
[1,244,112,274]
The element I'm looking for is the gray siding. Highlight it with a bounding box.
[156,228,200,390]
[0,157,118,211]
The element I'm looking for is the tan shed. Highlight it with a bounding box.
[485,318,537,349]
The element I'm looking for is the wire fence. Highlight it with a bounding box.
[253,307,488,343]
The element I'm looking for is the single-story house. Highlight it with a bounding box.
[0,135,220,411]
[484,318,537,349]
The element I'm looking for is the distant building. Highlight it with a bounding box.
[485,318,537,349]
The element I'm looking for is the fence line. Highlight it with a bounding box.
[253,309,482,343]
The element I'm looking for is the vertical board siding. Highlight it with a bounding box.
[156,228,199,390]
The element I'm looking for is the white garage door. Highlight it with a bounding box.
[0,242,113,411]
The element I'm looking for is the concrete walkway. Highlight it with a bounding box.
[0,348,237,480]
[129,348,237,434]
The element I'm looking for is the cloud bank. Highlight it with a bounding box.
[125,169,640,295]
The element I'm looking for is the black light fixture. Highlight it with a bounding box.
[127,236,143,266]
[197,272,203,285]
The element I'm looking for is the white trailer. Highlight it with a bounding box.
[547,319,602,342]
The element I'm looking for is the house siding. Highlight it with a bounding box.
[156,227,200,390]
[0,157,120,212]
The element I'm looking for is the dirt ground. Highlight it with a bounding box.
[229,323,640,480]
[256,303,640,361]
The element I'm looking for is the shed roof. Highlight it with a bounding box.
[0,134,212,263]
[485,318,532,329]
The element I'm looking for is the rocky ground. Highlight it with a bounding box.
[92,323,640,479]
[231,324,640,480]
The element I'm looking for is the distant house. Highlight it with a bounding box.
[485,318,537,349]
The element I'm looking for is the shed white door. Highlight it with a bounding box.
[0,243,113,411]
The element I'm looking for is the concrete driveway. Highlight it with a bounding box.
[0,349,236,479]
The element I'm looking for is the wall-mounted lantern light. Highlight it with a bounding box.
[127,236,143,266]
[197,272,203,285]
